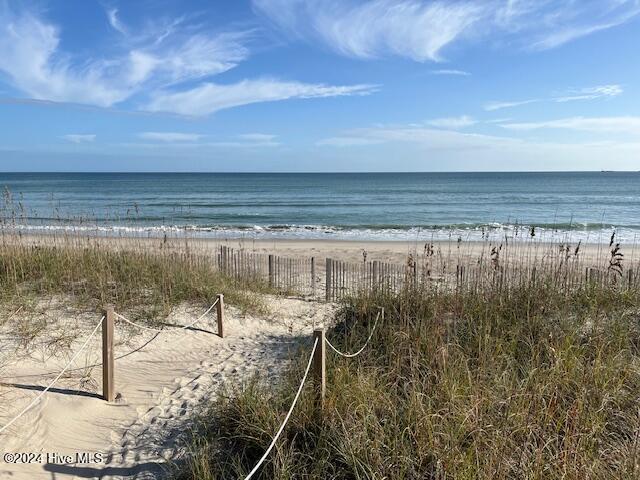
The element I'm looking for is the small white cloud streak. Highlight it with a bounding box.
[485,84,623,111]
[430,69,471,76]
[63,134,96,143]
[238,133,277,142]
[107,8,127,35]
[484,99,540,111]
[137,132,204,142]
[146,79,377,116]
[427,115,476,129]
[500,116,640,134]
[553,84,623,102]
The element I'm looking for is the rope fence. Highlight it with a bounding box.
[325,309,383,358]
[0,294,225,433]
[0,296,384,478]
[244,337,319,480]
[114,297,220,333]
[241,308,383,478]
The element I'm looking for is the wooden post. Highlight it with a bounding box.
[325,258,332,301]
[372,261,379,291]
[102,305,115,402]
[268,254,274,287]
[311,257,316,295]
[313,328,326,409]
[216,294,224,338]
[222,246,228,273]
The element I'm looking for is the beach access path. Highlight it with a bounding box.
[0,296,336,479]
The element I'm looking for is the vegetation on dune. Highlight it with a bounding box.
[0,237,268,325]
[177,277,640,479]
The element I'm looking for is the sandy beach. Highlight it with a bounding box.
[8,232,640,266]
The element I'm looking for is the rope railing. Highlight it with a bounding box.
[0,315,105,435]
[114,297,219,333]
[1,297,378,477]
[244,337,319,480]
[1,294,225,434]
[325,309,383,359]
[241,308,382,478]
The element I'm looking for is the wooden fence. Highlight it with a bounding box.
[218,246,316,295]
[215,246,640,301]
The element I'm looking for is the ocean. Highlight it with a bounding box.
[0,172,638,243]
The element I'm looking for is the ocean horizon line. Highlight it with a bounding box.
[1,170,640,175]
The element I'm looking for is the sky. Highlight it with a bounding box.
[1,0,640,172]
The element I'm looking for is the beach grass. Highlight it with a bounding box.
[176,265,640,479]
[0,235,269,329]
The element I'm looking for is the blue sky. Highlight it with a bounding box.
[1,0,639,172]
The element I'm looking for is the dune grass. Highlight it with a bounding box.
[0,236,269,327]
[176,272,640,479]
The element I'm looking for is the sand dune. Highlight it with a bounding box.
[0,296,336,479]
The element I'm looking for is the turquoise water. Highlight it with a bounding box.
[0,172,638,242]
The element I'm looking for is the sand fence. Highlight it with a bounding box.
[217,245,640,301]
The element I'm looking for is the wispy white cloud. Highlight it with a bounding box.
[528,5,640,50]
[254,0,486,62]
[496,0,640,50]
[553,84,623,102]
[106,8,127,35]
[0,4,252,108]
[118,133,282,149]
[138,132,204,142]
[485,84,623,111]
[0,4,375,116]
[484,99,540,111]
[146,78,377,116]
[238,133,278,142]
[428,115,476,129]
[500,116,640,134]
[63,134,96,143]
[255,0,640,60]
[430,69,471,76]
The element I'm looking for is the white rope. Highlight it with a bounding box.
[115,312,165,332]
[325,309,383,358]
[0,316,105,435]
[114,297,219,332]
[244,337,319,480]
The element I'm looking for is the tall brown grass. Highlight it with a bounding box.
[176,262,640,479]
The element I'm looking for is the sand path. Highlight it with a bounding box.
[0,296,335,479]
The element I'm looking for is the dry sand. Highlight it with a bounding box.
[0,296,336,479]
[10,233,640,266]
